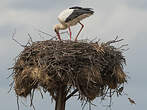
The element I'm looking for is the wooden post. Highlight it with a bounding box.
[55,85,66,110]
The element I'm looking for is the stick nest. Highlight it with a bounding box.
[12,39,127,101]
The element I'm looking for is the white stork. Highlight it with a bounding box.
[54,6,94,41]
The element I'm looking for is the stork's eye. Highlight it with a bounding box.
[54,28,57,33]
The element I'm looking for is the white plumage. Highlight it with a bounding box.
[58,9,74,25]
[54,6,94,41]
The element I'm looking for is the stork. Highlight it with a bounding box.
[54,6,94,41]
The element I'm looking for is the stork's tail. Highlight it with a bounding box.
[83,8,94,14]
[69,6,94,14]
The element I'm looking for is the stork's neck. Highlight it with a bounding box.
[55,23,67,31]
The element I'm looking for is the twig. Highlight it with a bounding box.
[105,36,124,45]
[88,101,97,110]
[16,95,20,110]
[101,87,109,100]
[7,71,14,79]
[66,89,78,100]
[60,31,68,35]
[38,87,43,99]
[118,44,128,49]
[8,81,14,93]
[38,29,55,37]
[30,89,35,107]
[27,33,33,43]
[89,102,91,110]
[82,99,89,110]
[29,89,36,110]
[20,100,27,107]
[38,33,45,40]
[12,29,25,47]
[109,89,112,109]
[38,29,68,40]
[90,37,98,43]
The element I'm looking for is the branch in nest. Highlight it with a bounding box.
[37,29,69,40]
[16,95,20,110]
[12,29,34,48]
[30,89,36,110]
[27,33,33,44]
[37,29,55,38]
[12,29,26,47]
[66,89,78,101]
[105,36,124,45]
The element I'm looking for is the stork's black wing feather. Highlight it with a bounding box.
[65,8,94,22]
[69,6,93,11]
[69,6,83,9]
[83,8,93,11]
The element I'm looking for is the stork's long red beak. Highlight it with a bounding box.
[57,32,61,41]
[55,29,61,41]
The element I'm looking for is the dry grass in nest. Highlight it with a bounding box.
[11,38,127,102]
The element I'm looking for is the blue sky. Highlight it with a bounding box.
[0,0,147,110]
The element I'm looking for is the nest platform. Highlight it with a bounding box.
[12,39,127,101]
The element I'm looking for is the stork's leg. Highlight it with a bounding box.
[68,27,72,41]
[75,22,84,41]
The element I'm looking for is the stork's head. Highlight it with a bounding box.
[54,24,60,33]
